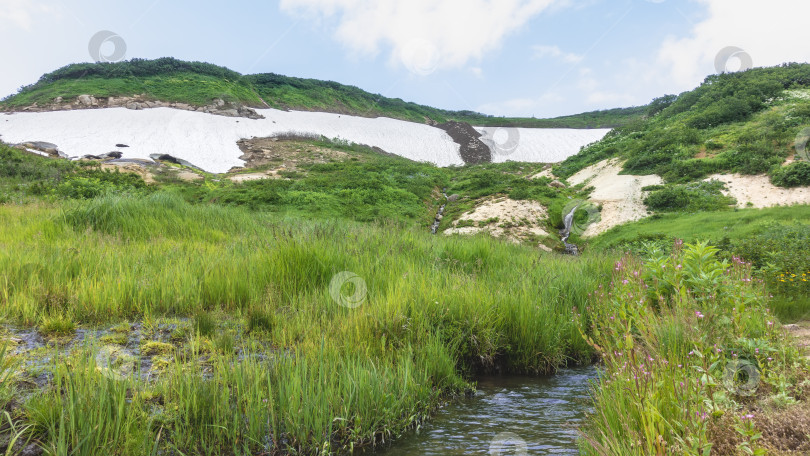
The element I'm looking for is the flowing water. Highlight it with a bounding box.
[371,366,597,455]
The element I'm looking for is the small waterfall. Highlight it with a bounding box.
[560,205,579,255]
[431,191,448,235]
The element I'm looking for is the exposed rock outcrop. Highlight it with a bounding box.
[435,121,492,165]
[5,95,264,120]
[14,141,66,158]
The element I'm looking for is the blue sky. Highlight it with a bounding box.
[2,0,809,118]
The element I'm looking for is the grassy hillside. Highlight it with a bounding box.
[0,140,591,249]
[1,57,644,128]
[554,63,810,188]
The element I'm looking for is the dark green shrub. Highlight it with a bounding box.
[770,161,810,187]
[644,180,735,212]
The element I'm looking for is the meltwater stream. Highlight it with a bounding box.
[371,366,597,455]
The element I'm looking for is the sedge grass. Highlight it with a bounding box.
[1,193,613,454]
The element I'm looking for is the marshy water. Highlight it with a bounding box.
[371,366,597,455]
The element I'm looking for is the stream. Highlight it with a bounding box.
[560,205,579,255]
[370,366,597,455]
[431,190,448,235]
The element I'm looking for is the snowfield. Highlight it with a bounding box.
[0,108,609,173]
[476,126,610,164]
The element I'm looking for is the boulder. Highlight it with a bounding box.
[447,194,461,202]
[76,94,97,107]
[549,180,566,189]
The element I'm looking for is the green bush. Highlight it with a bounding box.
[644,180,735,212]
[770,161,810,187]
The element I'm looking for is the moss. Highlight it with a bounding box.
[140,341,175,356]
[100,333,129,345]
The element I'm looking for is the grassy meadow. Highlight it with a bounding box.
[0,134,809,453]
[0,191,617,454]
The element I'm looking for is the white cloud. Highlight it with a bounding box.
[0,0,54,30]
[476,92,565,117]
[279,0,561,73]
[532,44,583,63]
[656,0,810,91]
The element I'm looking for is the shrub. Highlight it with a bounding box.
[770,161,810,187]
[644,180,736,212]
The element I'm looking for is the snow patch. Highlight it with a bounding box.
[0,108,610,173]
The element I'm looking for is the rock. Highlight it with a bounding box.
[21,141,61,157]
[436,214,444,221]
[54,96,63,104]
[220,109,240,117]
[83,151,123,160]
[563,243,579,256]
[213,98,226,108]
[76,94,97,107]
[549,180,566,189]
[447,194,461,202]
[149,153,202,170]
[435,121,492,165]
[237,106,264,119]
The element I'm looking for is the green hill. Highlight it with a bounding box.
[554,63,810,188]
[1,57,644,128]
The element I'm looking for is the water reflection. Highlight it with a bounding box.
[372,366,596,455]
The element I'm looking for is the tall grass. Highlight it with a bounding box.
[1,193,613,454]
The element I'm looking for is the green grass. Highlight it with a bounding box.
[1,73,263,108]
[581,243,808,454]
[554,64,810,187]
[2,57,644,128]
[588,205,810,250]
[0,192,615,453]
